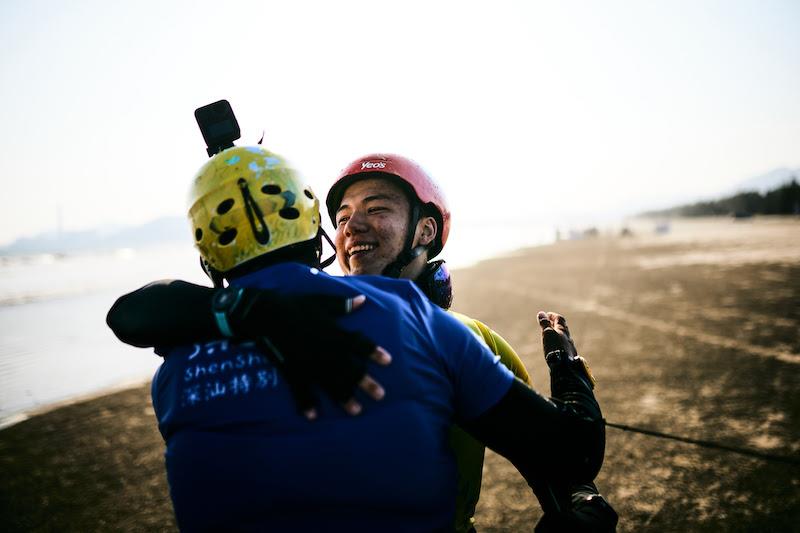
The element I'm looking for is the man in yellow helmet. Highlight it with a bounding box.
[115,144,613,531]
[108,150,616,532]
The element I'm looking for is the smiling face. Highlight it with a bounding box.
[333,177,436,278]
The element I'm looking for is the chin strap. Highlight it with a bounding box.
[318,228,337,269]
[199,256,226,288]
[382,203,426,278]
[382,245,427,278]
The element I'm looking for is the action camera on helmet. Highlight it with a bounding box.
[195,100,241,157]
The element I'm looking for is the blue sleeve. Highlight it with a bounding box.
[406,284,515,422]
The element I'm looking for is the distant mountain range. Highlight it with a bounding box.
[642,169,800,218]
[729,167,800,195]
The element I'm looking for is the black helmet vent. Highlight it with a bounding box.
[216,199,235,215]
[218,228,237,245]
[279,208,300,220]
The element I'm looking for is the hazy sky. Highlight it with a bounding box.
[1,0,798,246]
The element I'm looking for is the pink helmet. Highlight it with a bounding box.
[325,153,451,257]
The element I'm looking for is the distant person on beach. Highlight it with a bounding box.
[108,152,616,531]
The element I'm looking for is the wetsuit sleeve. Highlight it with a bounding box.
[106,280,217,348]
[460,377,605,514]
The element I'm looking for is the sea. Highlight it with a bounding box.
[0,221,558,428]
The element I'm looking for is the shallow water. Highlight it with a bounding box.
[0,289,161,420]
[0,244,207,426]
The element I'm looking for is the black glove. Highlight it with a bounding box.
[226,288,378,414]
[535,483,619,533]
[538,313,605,482]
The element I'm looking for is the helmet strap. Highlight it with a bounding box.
[382,245,427,278]
[318,228,337,269]
[382,203,427,278]
[200,256,226,288]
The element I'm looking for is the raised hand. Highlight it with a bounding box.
[537,311,578,361]
[536,311,595,389]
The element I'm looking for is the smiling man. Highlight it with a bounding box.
[328,155,446,281]
[325,154,535,532]
[335,178,416,277]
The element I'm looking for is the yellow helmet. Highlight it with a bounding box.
[188,146,320,273]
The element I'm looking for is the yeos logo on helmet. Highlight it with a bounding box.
[361,161,386,170]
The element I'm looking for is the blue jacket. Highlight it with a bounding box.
[152,263,514,532]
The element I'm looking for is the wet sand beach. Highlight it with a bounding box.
[2,216,798,532]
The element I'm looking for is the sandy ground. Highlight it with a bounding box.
[1,216,798,532]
